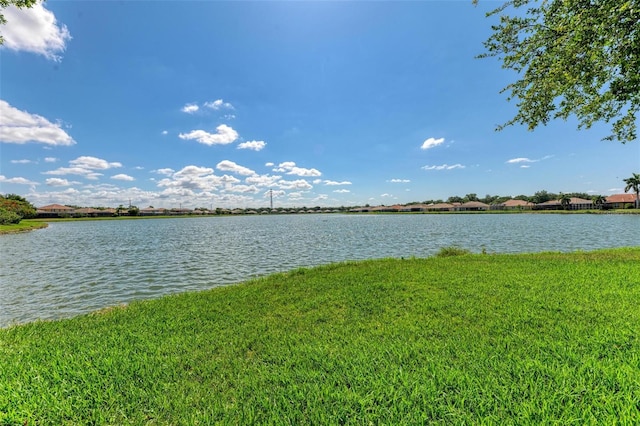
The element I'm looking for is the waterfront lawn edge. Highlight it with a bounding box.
[1,247,639,424]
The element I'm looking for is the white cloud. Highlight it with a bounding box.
[265,162,274,167]
[154,168,175,176]
[43,167,103,180]
[161,130,168,135]
[179,125,239,146]
[69,156,122,170]
[421,164,465,171]
[0,100,75,146]
[323,180,352,186]
[287,192,305,200]
[181,104,199,114]
[1,2,71,61]
[333,189,350,193]
[420,137,445,150]
[43,156,122,180]
[45,178,74,186]
[506,157,535,164]
[216,160,256,176]
[226,184,259,194]
[174,165,214,178]
[380,193,392,198]
[276,179,313,190]
[388,179,410,183]
[237,140,266,151]
[245,174,282,187]
[204,99,234,110]
[506,155,553,164]
[44,157,58,163]
[0,175,38,185]
[520,165,530,169]
[273,161,321,177]
[111,174,135,181]
[157,165,228,192]
[10,159,33,164]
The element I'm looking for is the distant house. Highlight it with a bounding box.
[456,201,490,211]
[492,199,534,210]
[370,205,402,213]
[37,204,76,218]
[400,204,430,212]
[426,203,456,212]
[535,197,593,210]
[139,207,167,216]
[168,208,192,215]
[74,208,113,217]
[605,194,637,209]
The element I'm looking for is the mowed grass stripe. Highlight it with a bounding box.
[1,248,639,424]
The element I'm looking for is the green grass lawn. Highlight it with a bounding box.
[1,248,639,424]
[0,220,48,234]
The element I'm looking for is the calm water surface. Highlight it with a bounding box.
[1,214,638,327]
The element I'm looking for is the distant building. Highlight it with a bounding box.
[492,199,534,210]
[37,204,76,218]
[605,194,637,209]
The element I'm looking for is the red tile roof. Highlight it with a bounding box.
[38,204,75,211]
[501,199,533,207]
[606,194,638,203]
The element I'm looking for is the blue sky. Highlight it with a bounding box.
[1,1,638,209]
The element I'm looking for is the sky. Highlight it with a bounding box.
[1,1,638,209]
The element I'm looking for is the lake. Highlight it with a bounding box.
[1,213,638,327]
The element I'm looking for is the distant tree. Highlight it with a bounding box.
[491,196,511,205]
[559,193,571,210]
[623,173,640,208]
[475,0,640,143]
[480,194,507,204]
[128,206,140,216]
[567,192,592,200]
[463,193,479,202]
[447,196,464,203]
[532,190,554,204]
[592,195,606,209]
[0,194,36,219]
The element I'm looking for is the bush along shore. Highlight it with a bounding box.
[1,248,639,424]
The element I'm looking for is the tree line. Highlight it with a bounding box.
[0,194,36,225]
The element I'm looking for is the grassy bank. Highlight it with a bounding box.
[2,248,639,424]
[0,220,48,234]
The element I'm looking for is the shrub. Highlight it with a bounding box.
[0,207,22,225]
[0,194,37,219]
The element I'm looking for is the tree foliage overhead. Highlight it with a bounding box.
[475,0,640,143]
[0,0,37,44]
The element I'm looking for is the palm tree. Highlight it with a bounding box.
[623,173,640,209]
[559,193,571,210]
[592,195,606,210]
